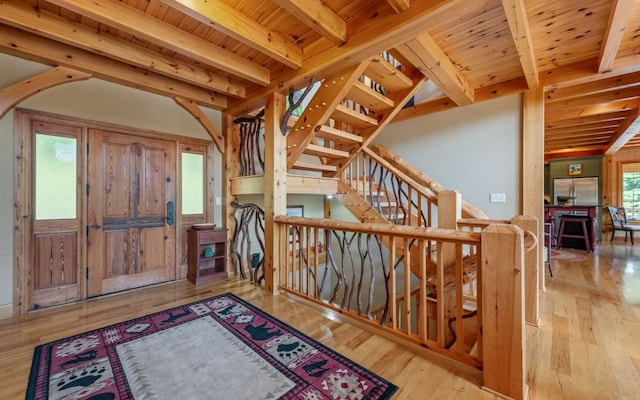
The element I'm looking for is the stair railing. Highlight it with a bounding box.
[341,146,436,227]
[274,215,527,400]
[276,215,482,368]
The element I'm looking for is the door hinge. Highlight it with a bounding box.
[86,142,89,154]
[86,267,89,279]
[86,184,90,195]
[86,225,89,237]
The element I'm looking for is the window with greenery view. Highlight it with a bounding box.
[181,152,204,214]
[622,163,640,220]
[35,134,77,220]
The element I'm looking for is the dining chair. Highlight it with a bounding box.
[607,206,640,245]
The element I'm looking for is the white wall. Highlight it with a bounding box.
[375,94,522,220]
[0,53,223,307]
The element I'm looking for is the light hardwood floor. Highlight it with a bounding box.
[1,241,639,399]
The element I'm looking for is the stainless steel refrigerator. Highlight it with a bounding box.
[553,177,599,205]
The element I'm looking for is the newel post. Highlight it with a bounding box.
[481,224,526,400]
[512,215,539,326]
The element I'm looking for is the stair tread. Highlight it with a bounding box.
[304,143,350,158]
[347,81,394,112]
[292,160,338,172]
[365,55,413,92]
[332,104,378,128]
[287,117,363,143]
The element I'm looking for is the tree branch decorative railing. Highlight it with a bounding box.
[275,215,528,399]
[233,109,265,176]
[341,146,434,227]
[229,200,265,283]
[275,215,483,369]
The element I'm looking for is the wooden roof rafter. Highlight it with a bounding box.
[397,32,474,106]
[159,0,303,69]
[0,0,245,98]
[272,0,346,45]
[0,25,228,109]
[45,0,271,85]
[545,70,640,103]
[545,86,640,112]
[386,0,411,13]
[605,108,640,154]
[598,0,635,73]
[230,0,477,115]
[501,0,539,89]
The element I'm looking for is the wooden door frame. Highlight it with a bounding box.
[13,109,215,315]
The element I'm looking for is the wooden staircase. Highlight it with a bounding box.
[285,51,427,177]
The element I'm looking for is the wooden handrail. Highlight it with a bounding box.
[369,144,489,219]
[275,215,480,244]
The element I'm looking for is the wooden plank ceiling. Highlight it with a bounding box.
[2,0,640,158]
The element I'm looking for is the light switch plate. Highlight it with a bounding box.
[490,193,506,203]
[215,197,221,205]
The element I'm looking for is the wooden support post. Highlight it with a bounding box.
[437,190,461,343]
[481,224,526,400]
[512,215,540,326]
[264,92,287,294]
[522,88,545,291]
[222,112,239,277]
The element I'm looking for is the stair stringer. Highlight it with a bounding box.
[328,70,429,177]
[285,62,370,171]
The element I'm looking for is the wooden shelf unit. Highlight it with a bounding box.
[187,228,227,284]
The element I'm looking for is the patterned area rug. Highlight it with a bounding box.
[551,249,588,262]
[27,293,397,399]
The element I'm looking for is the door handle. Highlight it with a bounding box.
[164,201,175,225]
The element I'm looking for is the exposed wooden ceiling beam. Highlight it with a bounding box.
[272,0,346,45]
[230,0,475,114]
[541,57,640,90]
[545,71,640,103]
[0,66,91,119]
[545,99,639,121]
[545,110,631,128]
[393,77,527,122]
[0,25,227,110]
[501,0,539,89]
[0,1,245,98]
[545,86,640,111]
[386,0,411,13]
[397,33,474,106]
[45,0,270,85]
[598,0,634,73]
[160,0,302,69]
[605,108,640,154]
[546,122,623,135]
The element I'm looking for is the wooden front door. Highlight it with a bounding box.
[87,129,176,297]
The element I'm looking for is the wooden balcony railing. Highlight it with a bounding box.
[274,215,528,400]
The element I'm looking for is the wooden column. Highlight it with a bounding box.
[222,112,239,277]
[512,215,539,326]
[481,224,526,400]
[264,92,287,294]
[437,190,461,344]
[522,88,545,291]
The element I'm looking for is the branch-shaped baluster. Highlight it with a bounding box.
[230,200,265,281]
[356,233,368,315]
[233,109,265,176]
[318,229,332,295]
[280,78,315,136]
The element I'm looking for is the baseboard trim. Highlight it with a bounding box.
[0,304,13,319]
